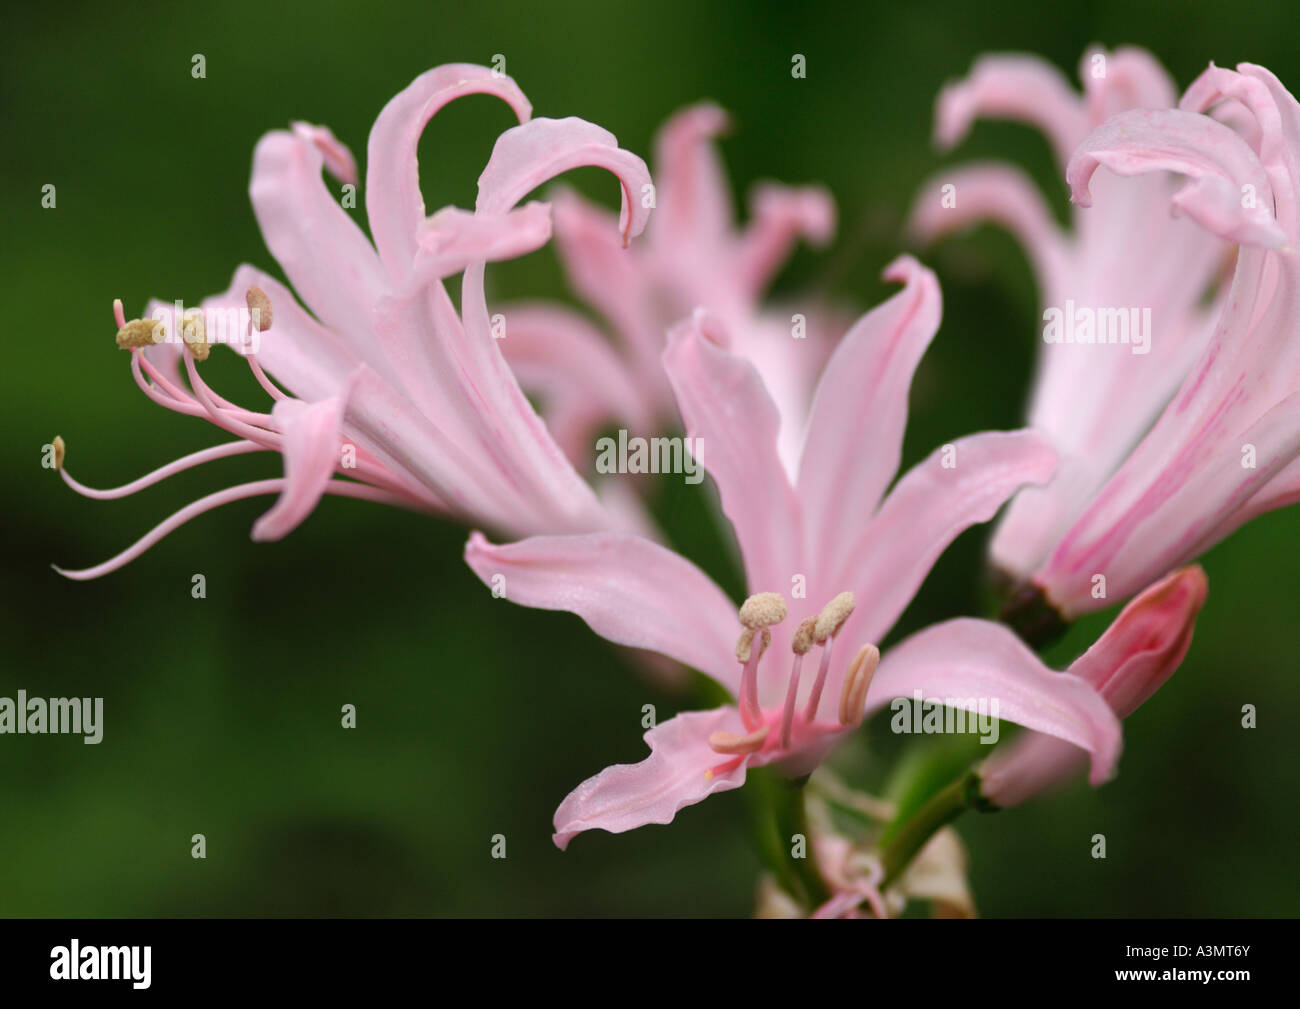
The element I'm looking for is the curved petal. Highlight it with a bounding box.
[1066,108,1287,248]
[476,117,652,246]
[663,313,801,596]
[365,63,532,279]
[463,531,740,690]
[907,163,1069,297]
[935,53,1089,166]
[1080,46,1178,124]
[408,202,553,288]
[797,256,941,571]
[732,182,835,300]
[834,430,1058,643]
[865,618,1122,786]
[651,101,733,253]
[290,121,358,186]
[249,130,388,361]
[251,393,350,542]
[552,707,749,850]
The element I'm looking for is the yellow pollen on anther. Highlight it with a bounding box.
[791,617,818,655]
[735,626,772,663]
[115,318,163,350]
[246,286,273,332]
[814,591,856,643]
[182,310,209,361]
[838,643,880,725]
[739,591,787,629]
[52,435,65,471]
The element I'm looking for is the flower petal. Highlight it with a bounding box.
[797,256,941,572]
[833,430,1058,644]
[1066,108,1287,249]
[251,393,350,542]
[476,117,652,245]
[249,130,388,363]
[408,202,553,288]
[463,531,741,691]
[865,618,1122,786]
[935,53,1089,166]
[552,708,749,850]
[650,101,733,253]
[907,163,1069,298]
[731,182,835,300]
[365,63,532,280]
[663,312,801,596]
[494,302,653,466]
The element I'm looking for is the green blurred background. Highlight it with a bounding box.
[3,0,1297,916]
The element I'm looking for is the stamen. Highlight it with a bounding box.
[803,635,835,723]
[838,644,880,726]
[739,591,787,629]
[51,478,410,581]
[708,725,770,755]
[780,617,817,748]
[51,435,65,471]
[735,627,771,731]
[814,591,855,643]
[59,441,266,499]
[112,299,127,329]
[245,286,273,332]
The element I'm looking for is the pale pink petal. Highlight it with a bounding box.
[251,394,350,542]
[797,256,941,570]
[494,302,653,465]
[476,117,652,245]
[732,182,835,299]
[662,312,801,596]
[249,131,388,358]
[1080,46,1177,124]
[552,708,749,850]
[290,121,358,186]
[365,63,531,279]
[907,163,1069,298]
[935,53,1089,166]
[651,102,733,252]
[463,531,741,691]
[408,202,553,287]
[864,618,1122,786]
[833,431,1058,643]
[1066,108,1287,248]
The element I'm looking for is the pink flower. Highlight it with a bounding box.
[980,566,1208,807]
[53,65,652,580]
[464,257,1123,849]
[1031,62,1299,618]
[499,102,837,474]
[909,48,1230,584]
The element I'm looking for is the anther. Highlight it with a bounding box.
[838,643,880,726]
[51,435,65,471]
[739,592,787,629]
[791,617,818,655]
[735,626,771,663]
[814,591,855,643]
[182,310,209,361]
[246,286,273,332]
[708,725,770,755]
[116,318,163,350]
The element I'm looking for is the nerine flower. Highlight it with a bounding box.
[981,566,1207,807]
[500,101,836,474]
[909,47,1229,585]
[53,65,652,580]
[465,257,1123,849]
[1031,62,1299,618]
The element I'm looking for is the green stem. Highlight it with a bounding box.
[879,769,986,889]
[745,768,830,908]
